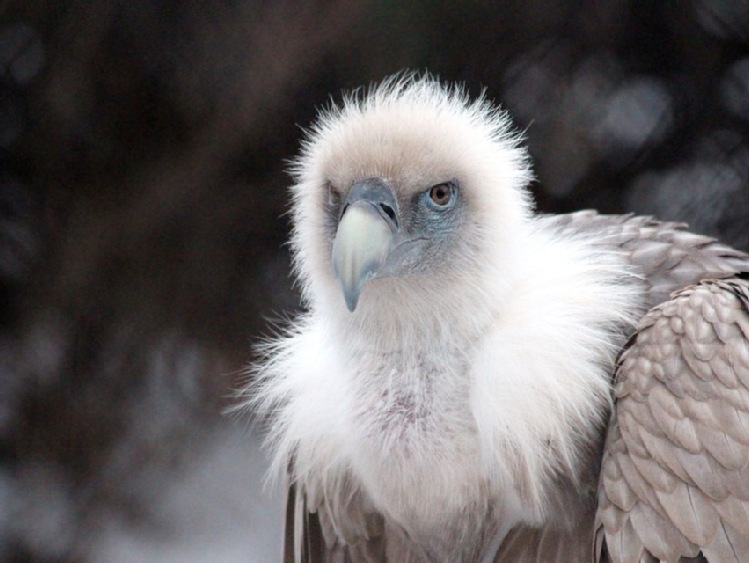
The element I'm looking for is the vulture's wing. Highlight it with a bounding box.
[491,511,595,562]
[286,478,486,562]
[597,278,749,562]
[284,480,397,563]
[283,481,327,563]
[543,211,749,310]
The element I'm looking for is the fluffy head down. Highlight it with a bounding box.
[289,73,533,320]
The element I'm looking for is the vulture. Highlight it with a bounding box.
[247,74,749,562]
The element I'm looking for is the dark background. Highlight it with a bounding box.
[1,1,748,561]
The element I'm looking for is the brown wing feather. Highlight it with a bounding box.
[283,481,329,562]
[543,211,749,309]
[492,509,597,562]
[597,278,749,562]
[285,479,393,563]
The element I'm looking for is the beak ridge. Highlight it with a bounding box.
[332,201,395,311]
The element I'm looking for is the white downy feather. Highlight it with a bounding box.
[246,73,644,552]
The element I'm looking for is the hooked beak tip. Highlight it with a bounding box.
[344,291,359,312]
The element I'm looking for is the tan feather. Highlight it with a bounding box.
[598,279,749,562]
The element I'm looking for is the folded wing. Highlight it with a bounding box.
[597,278,749,562]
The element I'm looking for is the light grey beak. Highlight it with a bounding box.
[332,178,399,311]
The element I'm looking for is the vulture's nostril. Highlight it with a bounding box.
[379,203,397,226]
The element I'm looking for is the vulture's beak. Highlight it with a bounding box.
[332,177,399,311]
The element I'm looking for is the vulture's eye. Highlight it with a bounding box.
[426,182,457,209]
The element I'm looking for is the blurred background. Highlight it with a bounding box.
[1,1,748,561]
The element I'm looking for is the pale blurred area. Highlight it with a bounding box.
[0,1,747,561]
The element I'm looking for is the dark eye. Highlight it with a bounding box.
[428,183,453,207]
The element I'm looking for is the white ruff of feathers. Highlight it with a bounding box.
[248,75,643,542]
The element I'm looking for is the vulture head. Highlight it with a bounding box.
[289,75,533,321]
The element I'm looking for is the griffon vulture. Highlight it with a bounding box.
[247,74,749,562]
